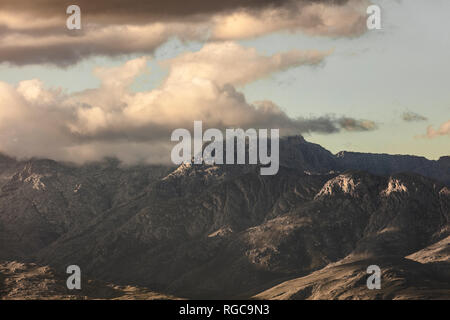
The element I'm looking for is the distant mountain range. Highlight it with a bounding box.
[0,136,448,299]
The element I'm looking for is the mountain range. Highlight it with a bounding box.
[0,136,449,299]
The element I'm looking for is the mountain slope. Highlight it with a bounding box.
[252,257,450,300]
[254,235,450,300]
[0,158,171,260]
[34,169,449,298]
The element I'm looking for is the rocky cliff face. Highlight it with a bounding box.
[0,137,448,299]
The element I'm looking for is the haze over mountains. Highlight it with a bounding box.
[0,136,449,299]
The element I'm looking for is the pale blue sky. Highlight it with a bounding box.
[0,0,448,159]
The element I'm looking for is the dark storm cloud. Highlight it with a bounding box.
[0,1,350,22]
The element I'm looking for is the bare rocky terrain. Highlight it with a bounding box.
[0,261,178,300]
[0,136,448,299]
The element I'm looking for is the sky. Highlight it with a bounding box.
[0,0,448,164]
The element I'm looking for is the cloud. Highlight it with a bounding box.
[66,43,331,139]
[0,23,204,67]
[337,117,377,131]
[0,1,359,22]
[0,0,370,66]
[0,43,376,164]
[211,0,369,40]
[425,120,450,138]
[402,111,427,122]
[163,42,331,86]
